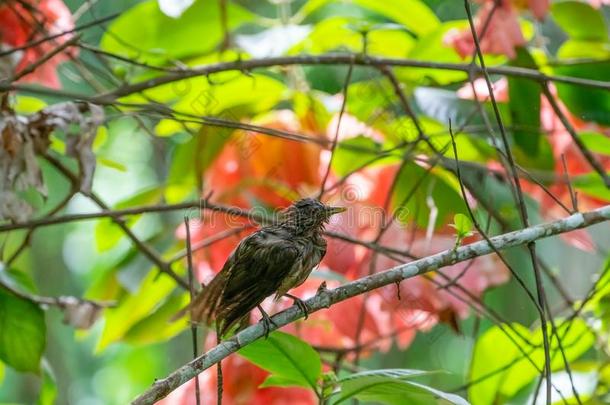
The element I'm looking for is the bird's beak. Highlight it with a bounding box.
[326,206,347,215]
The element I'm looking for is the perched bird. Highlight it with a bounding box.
[181,198,346,337]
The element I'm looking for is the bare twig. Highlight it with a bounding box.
[183,218,201,405]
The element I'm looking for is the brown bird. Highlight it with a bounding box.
[183,198,346,337]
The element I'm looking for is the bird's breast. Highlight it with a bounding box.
[275,237,326,298]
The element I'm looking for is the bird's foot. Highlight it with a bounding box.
[257,305,277,339]
[284,293,309,320]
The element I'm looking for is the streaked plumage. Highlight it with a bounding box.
[184,198,345,336]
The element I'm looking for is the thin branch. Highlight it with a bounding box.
[319,60,354,198]
[131,203,610,404]
[183,218,201,405]
[6,54,610,101]
[0,279,114,309]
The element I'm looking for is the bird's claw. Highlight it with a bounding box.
[258,305,277,339]
[293,298,309,320]
[284,293,309,319]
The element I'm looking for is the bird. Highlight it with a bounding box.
[181,198,346,337]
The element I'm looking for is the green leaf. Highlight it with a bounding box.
[97,157,128,172]
[123,293,189,345]
[164,126,229,203]
[452,213,473,237]
[578,131,610,156]
[551,1,608,41]
[554,61,610,126]
[100,0,253,62]
[238,331,322,390]
[469,320,595,404]
[573,172,610,201]
[508,48,541,156]
[0,266,37,294]
[13,96,46,114]
[37,360,58,405]
[350,0,440,37]
[155,74,286,136]
[332,136,394,176]
[393,162,467,229]
[557,39,610,59]
[333,369,468,405]
[414,87,488,128]
[96,265,184,351]
[260,375,308,388]
[292,17,414,57]
[115,186,164,209]
[0,289,46,373]
[94,217,132,252]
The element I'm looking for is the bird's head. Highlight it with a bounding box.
[280,198,346,235]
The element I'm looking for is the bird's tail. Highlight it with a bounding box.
[171,271,228,325]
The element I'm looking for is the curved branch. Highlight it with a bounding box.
[131,204,610,404]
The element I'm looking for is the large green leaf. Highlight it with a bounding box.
[554,61,610,126]
[573,172,610,202]
[332,135,396,176]
[508,48,542,156]
[579,131,610,156]
[297,0,439,36]
[100,0,253,62]
[469,320,595,404]
[332,369,468,405]
[0,289,46,373]
[155,74,286,136]
[123,293,189,345]
[350,0,439,36]
[96,264,184,351]
[393,162,467,229]
[551,1,608,41]
[291,17,415,57]
[238,331,322,391]
[164,126,229,203]
[414,87,485,128]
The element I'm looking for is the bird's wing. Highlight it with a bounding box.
[216,227,300,334]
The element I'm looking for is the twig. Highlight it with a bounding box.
[11,35,81,82]
[318,60,354,198]
[561,154,579,212]
[183,217,201,405]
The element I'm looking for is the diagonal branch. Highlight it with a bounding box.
[131,204,610,404]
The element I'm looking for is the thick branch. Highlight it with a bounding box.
[131,204,610,404]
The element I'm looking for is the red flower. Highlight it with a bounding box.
[0,0,75,87]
